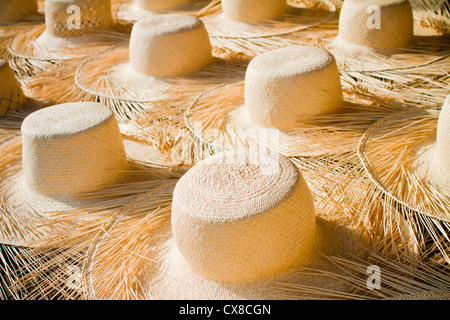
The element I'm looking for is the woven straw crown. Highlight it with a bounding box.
[45,0,112,38]
[0,60,27,117]
[0,0,37,23]
[337,0,414,54]
[21,102,129,196]
[414,94,450,196]
[244,46,343,130]
[221,0,287,22]
[172,149,316,283]
[129,14,212,77]
[134,0,194,11]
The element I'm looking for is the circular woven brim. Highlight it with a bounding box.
[0,132,178,247]
[113,0,216,31]
[184,81,405,158]
[83,178,376,300]
[358,107,450,224]
[7,24,129,77]
[74,46,247,119]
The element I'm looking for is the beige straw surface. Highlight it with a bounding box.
[129,14,212,77]
[44,0,112,38]
[244,46,343,130]
[0,60,27,117]
[336,0,414,55]
[135,0,195,11]
[21,102,129,196]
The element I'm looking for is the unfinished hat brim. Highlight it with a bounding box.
[202,0,336,57]
[74,45,247,120]
[0,127,182,248]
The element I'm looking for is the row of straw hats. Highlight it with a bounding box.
[0,0,449,300]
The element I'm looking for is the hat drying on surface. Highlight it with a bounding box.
[75,13,246,119]
[335,0,414,55]
[0,60,28,117]
[0,101,181,247]
[83,149,376,300]
[358,93,450,264]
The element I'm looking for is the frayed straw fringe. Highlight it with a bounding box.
[6,25,130,77]
[205,0,336,59]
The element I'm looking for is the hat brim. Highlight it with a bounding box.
[0,131,184,247]
[83,178,375,300]
[74,46,247,120]
[7,24,129,77]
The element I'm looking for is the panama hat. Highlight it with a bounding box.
[143,45,405,163]
[112,0,219,32]
[74,13,247,120]
[356,93,450,265]
[7,0,129,77]
[198,0,337,58]
[77,148,400,300]
[0,101,183,249]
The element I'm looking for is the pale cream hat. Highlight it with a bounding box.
[75,13,247,120]
[175,45,404,159]
[358,93,450,264]
[335,0,414,55]
[82,149,375,300]
[0,101,181,247]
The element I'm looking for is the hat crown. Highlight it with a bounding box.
[21,102,129,196]
[172,149,317,283]
[435,95,450,162]
[222,0,287,22]
[244,46,343,131]
[0,60,26,117]
[129,14,212,77]
[45,0,112,38]
[338,0,413,53]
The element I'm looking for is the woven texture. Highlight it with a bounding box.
[0,60,27,117]
[337,0,414,54]
[21,102,129,195]
[244,46,343,130]
[130,14,212,77]
[172,149,316,283]
[45,0,112,38]
[135,0,194,11]
[221,0,287,22]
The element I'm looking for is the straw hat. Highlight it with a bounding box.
[201,0,337,57]
[0,101,181,248]
[7,0,128,77]
[0,60,28,117]
[358,93,450,264]
[335,0,414,56]
[82,148,379,300]
[170,45,404,160]
[74,13,247,119]
[113,0,217,32]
